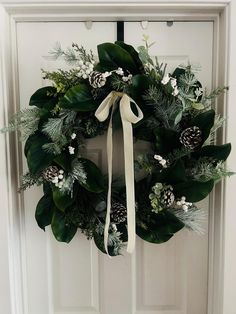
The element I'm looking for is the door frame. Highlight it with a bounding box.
[0,1,235,314]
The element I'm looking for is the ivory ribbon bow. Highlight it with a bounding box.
[95,91,143,254]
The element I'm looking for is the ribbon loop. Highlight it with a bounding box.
[95,91,143,254]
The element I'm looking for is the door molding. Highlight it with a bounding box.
[0,2,235,314]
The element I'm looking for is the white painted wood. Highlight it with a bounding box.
[0,6,13,314]
[14,20,212,314]
[222,1,236,313]
[0,2,235,314]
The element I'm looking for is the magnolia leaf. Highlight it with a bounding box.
[136,211,184,244]
[78,158,104,193]
[25,132,54,174]
[52,187,75,212]
[97,42,139,73]
[35,194,54,230]
[115,41,144,72]
[191,109,215,141]
[155,159,187,184]
[174,179,214,202]
[195,143,231,161]
[154,128,180,154]
[29,86,58,110]
[59,84,97,111]
[51,209,77,243]
[130,74,151,101]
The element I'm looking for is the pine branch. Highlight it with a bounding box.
[144,85,183,129]
[71,160,87,184]
[42,143,62,155]
[42,118,64,142]
[0,108,41,141]
[168,205,207,235]
[95,222,125,255]
[189,158,234,182]
[49,42,79,65]
[205,114,225,145]
[166,147,191,164]
[19,172,43,191]
[42,68,81,92]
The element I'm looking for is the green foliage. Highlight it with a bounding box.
[59,84,97,111]
[174,179,214,202]
[189,158,234,182]
[154,128,180,154]
[51,208,77,243]
[25,132,55,174]
[35,194,54,230]
[143,85,183,130]
[19,172,44,191]
[136,211,184,244]
[191,109,215,142]
[1,40,231,255]
[49,42,94,65]
[42,118,64,142]
[97,42,139,74]
[168,205,206,235]
[0,107,41,141]
[78,158,104,193]
[42,68,81,92]
[94,223,125,256]
[195,143,231,161]
[115,41,144,73]
[29,86,58,110]
[52,187,75,211]
[155,160,187,184]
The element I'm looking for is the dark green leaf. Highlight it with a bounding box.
[136,211,184,244]
[25,132,54,174]
[172,67,185,79]
[154,127,180,154]
[29,86,58,110]
[97,42,139,73]
[174,179,214,202]
[59,84,97,111]
[53,153,73,171]
[52,187,74,212]
[93,230,122,256]
[155,159,187,184]
[195,143,231,161]
[130,74,151,101]
[191,110,215,141]
[115,41,144,73]
[35,194,54,230]
[79,158,104,193]
[51,209,77,243]
[43,182,52,195]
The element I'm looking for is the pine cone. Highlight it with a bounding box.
[89,71,106,88]
[110,202,127,224]
[179,126,202,150]
[161,187,175,207]
[43,166,59,181]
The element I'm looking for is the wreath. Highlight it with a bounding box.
[1,39,232,256]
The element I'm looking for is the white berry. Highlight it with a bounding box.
[71,133,76,140]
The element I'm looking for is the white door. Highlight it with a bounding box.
[16,21,213,314]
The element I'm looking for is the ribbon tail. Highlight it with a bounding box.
[122,119,136,253]
[104,116,113,256]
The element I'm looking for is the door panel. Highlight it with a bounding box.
[16,21,213,314]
